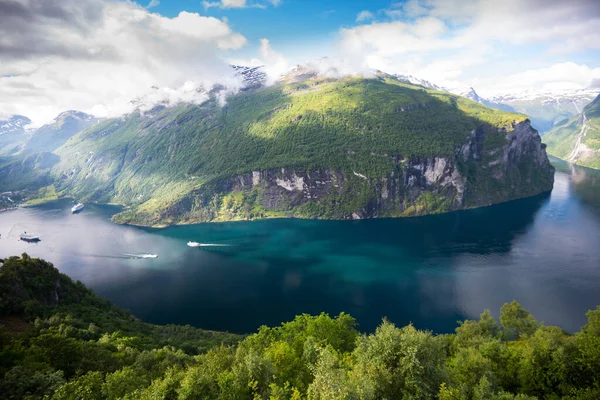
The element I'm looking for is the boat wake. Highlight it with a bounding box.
[187,242,233,248]
[63,252,158,260]
[187,241,240,255]
[123,253,159,259]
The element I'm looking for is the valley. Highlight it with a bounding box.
[545,94,600,170]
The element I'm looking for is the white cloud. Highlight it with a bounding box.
[259,39,290,84]
[478,62,600,96]
[356,10,374,22]
[147,0,160,8]
[203,0,281,9]
[204,0,246,8]
[338,0,600,93]
[0,0,247,126]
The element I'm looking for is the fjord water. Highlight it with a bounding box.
[1,159,599,334]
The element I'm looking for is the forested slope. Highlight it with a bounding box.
[44,73,553,226]
[1,255,599,399]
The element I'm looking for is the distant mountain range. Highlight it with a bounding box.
[0,115,32,155]
[544,93,600,170]
[453,86,599,133]
[23,111,99,155]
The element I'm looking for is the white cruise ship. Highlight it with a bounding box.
[20,232,41,242]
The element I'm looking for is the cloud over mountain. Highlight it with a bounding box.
[0,0,247,126]
[339,0,600,93]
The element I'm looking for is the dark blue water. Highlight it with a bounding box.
[1,159,599,334]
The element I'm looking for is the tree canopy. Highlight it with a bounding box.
[1,254,599,399]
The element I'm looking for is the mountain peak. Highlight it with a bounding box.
[231,65,267,89]
[393,74,447,91]
[54,110,95,122]
[462,87,484,103]
[0,115,32,136]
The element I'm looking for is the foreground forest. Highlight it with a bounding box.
[1,255,599,399]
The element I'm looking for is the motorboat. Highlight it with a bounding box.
[20,232,41,242]
[71,203,84,213]
[187,242,231,247]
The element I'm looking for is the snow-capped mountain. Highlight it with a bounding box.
[455,87,516,113]
[129,65,268,114]
[0,115,32,136]
[0,115,32,155]
[232,65,267,89]
[489,88,599,113]
[449,86,600,132]
[23,110,99,154]
[461,87,486,103]
[489,88,600,132]
[394,74,447,91]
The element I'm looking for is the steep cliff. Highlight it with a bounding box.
[115,120,553,225]
[46,73,553,226]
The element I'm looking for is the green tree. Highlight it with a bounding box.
[52,371,104,400]
[307,346,357,400]
[499,301,538,339]
[103,366,149,399]
[351,320,446,399]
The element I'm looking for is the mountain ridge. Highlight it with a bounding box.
[544,93,600,169]
[42,72,554,226]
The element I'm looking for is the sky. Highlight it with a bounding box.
[1,0,600,126]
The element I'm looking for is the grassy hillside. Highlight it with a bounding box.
[545,94,600,169]
[1,254,600,399]
[49,75,530,223]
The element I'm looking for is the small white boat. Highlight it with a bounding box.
[187,242,231,248]
[20,232,41,242]
[71,203,84,213]
[141,254,158,259]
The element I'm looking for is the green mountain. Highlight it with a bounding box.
[1,254,600,399]
[544,94,600,169]
[0,111,98,196]
[23,111,98,155]
[8,72,554,226]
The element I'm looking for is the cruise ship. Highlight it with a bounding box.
[71,203,84,213]
[20,232,41,242]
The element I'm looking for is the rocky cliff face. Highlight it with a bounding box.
[124,120,554,226]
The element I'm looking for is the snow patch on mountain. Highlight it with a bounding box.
[0,115,32,136]
[489,88,600,107]
[394,75,447,91]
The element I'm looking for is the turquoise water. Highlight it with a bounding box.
[1,160,600,334]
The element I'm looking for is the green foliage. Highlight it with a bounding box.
[351,321,446,399]
[500,300,539,340]
[1,255,600,399]
[41,75,527,224]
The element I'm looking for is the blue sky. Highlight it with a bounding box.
[1,0,599,125]
[135,0,393,63]
[131,0,600,93]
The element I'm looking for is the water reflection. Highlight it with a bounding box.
[0,162,599,334]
